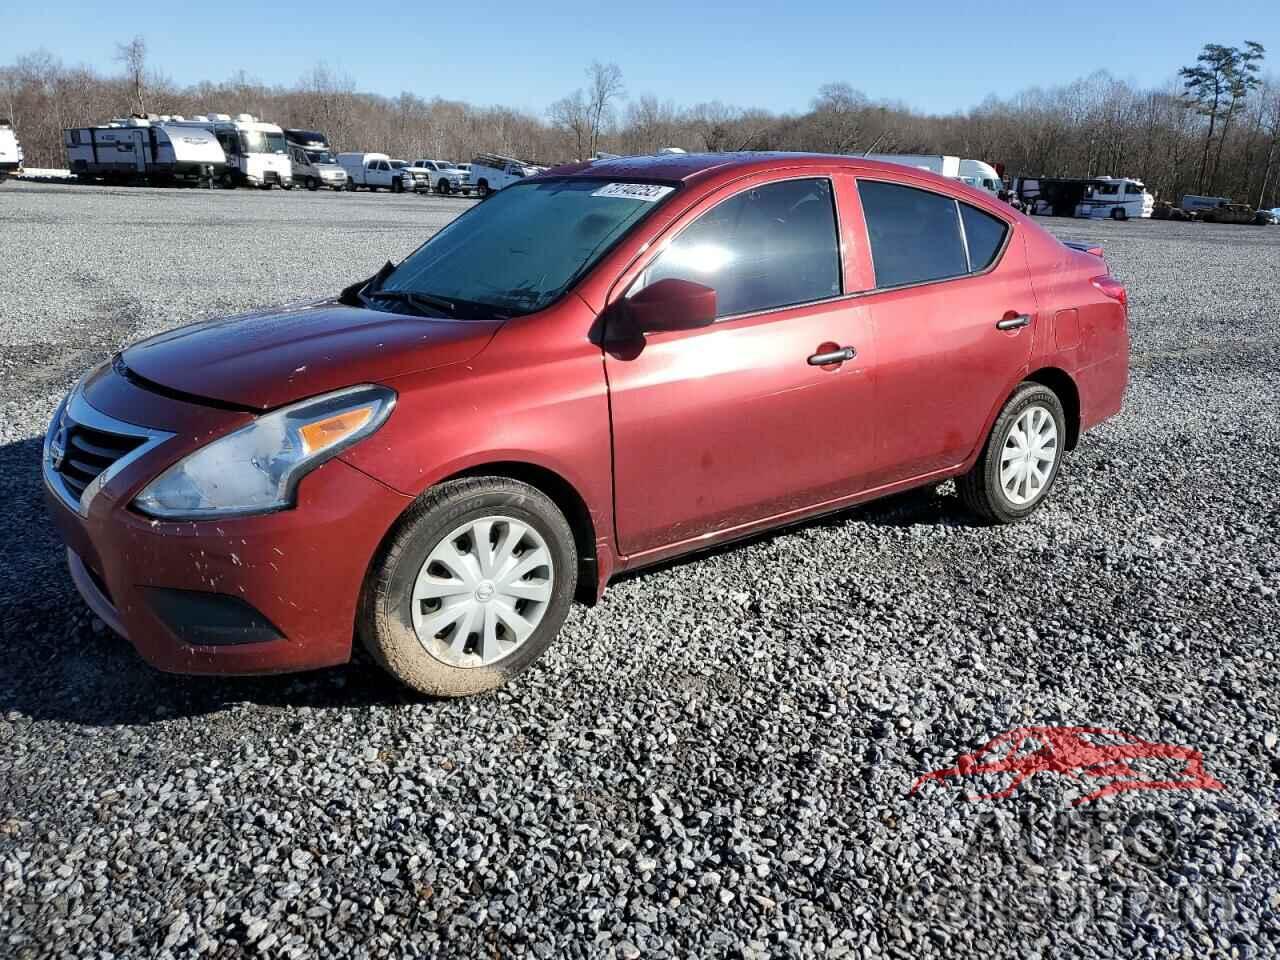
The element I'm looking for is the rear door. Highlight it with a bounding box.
[604,173,878,558]
[852,177,1035,486]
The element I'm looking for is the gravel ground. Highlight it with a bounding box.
[1,180,1277,959]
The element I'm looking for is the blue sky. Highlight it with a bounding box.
[6,0,1279,116]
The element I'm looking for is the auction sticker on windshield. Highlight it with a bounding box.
[591,182,674,202]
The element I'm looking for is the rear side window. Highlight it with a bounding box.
[959,203,1008,272]
[858,181,968,288]
[641,178,842,318]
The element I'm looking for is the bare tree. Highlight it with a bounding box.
[548,90,590,160]
[115,35,147,115]
[585,61,624,157]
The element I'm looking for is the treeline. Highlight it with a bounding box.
[3,41,1279,207]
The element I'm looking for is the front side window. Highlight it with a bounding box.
[378,178,675,316]
[1125,183,1145,196]
[639,178,841,318]
[1097,182,1121,196]
[858,180,968,288]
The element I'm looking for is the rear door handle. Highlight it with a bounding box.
[997,314,1031,331]
[807,346,856,365]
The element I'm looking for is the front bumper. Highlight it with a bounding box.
[44,370,411,675]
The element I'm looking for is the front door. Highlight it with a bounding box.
[605,176,878,558]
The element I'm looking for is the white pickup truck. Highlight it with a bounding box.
[410,159,472,195]
[469,153,542,197]
[337,152,415,192]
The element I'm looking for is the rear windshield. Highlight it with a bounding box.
[381,178,676,315]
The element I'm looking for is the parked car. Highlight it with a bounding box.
[43,153,1128,697]
[1253,209,1278,225]
[469,153,540,197]
[410,159,471,194]
[337,152,414,192]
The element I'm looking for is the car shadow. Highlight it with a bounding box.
[0,431,981,726]
[0,436,410,729]
[612,481,987,583]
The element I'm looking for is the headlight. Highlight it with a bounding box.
[134,384,395,519]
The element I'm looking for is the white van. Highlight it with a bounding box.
[0,119,23,182]
[284,129,348,191]
[1076,177,1154,220]
[470,153,541,197]
[173,114,293,188]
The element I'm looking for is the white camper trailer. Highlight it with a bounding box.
[64,116,224,186]
[862,154,1004,197]
[0,119,22,182]
[172,114,293,188]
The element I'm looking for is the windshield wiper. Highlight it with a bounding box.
[365,288,459,317]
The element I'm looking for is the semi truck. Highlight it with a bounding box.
[64,116,225,186]
[862,154,1004,197]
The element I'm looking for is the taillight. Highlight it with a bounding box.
[1091,275,1127,308]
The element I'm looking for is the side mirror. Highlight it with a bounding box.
[625,278,717,334]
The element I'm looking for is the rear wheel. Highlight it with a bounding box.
[1111,207,1127,221]
[477,180,491,198]
[360,477,578,697]
[958,382,1066,524]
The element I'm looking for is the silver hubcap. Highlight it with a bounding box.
[411,516,554,668]
[1000,405,1058,506]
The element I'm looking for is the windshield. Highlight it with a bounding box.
[378,178,676,316]
[390,160,407,169]
[306,149,335,164]
[241,130,287,155]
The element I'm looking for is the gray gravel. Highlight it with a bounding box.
[1,180,1278,959]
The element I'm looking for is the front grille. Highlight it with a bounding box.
[57,422,145,500]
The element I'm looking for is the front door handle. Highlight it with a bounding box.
[807,346,856,365]
[997,314,1031,331]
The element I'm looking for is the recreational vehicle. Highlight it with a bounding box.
[174,114,293,189]
[64,117,225,186]
[1074,177,1154,220]
[284,129,348,191]
[0,119,22,182]
[1014,176,1152,219]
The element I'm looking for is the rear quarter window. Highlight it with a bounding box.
[959,203,1009,272]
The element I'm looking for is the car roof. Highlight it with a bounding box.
[535,151,950,185]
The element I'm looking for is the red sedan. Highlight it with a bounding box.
[43,153,1128,696]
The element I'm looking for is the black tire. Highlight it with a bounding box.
[1111,207,1127,221]
[957,382,1066,524]
[477,180,491,198]
[345,180,356,192]
[306,177,318,191]
[359,477,578,697]
[392,178,403,193]
[436,179,450,195]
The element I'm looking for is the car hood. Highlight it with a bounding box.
[120,302,501,410]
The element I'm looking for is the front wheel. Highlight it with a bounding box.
[306,177,319,191]
[1111,207,1127,221]
[360,477,578,697]
[957,382,1066,524]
